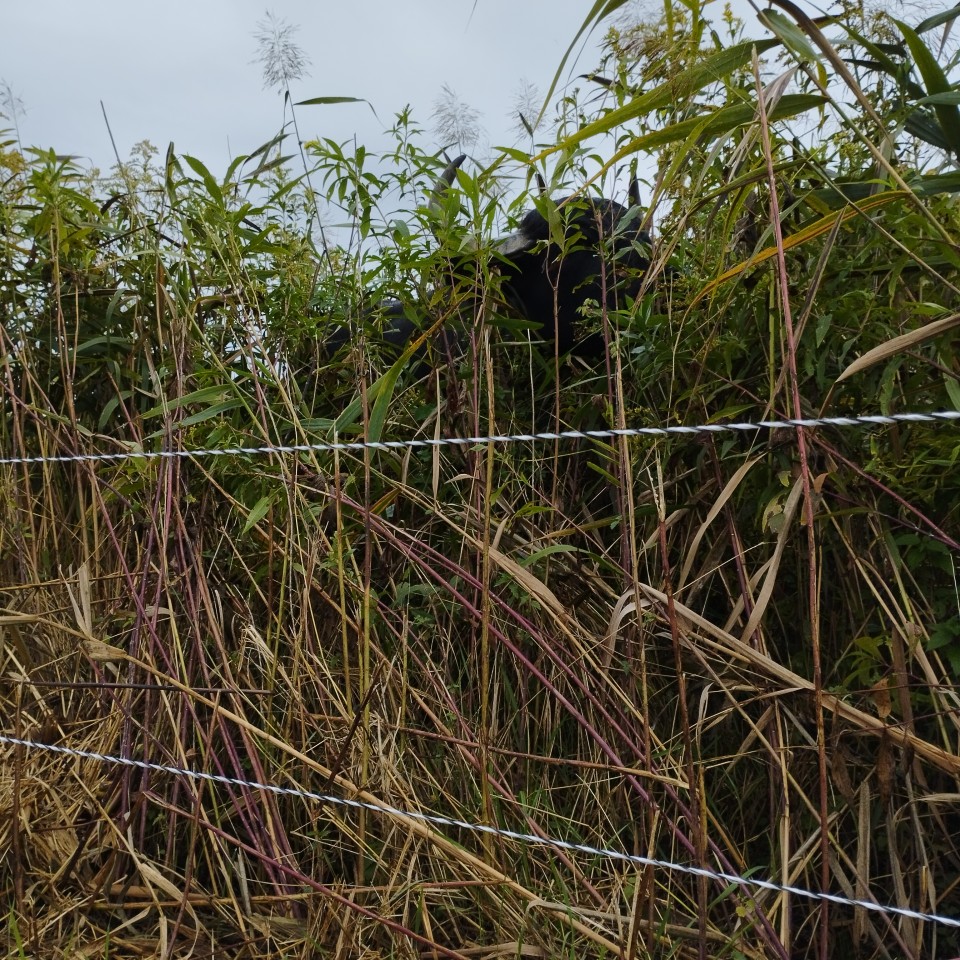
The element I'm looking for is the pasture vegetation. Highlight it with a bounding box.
[2,1,960,957]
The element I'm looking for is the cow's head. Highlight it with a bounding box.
[434,155,653,358]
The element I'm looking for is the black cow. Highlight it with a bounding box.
[327,155,654,366]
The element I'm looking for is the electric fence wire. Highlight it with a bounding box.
[0,409,957,467]
[1,732,958,930]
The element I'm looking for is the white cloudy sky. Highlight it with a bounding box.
[2,0,635,174]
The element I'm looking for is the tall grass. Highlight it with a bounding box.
[1,3,959,958]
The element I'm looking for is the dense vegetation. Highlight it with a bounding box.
[1,2,959,957]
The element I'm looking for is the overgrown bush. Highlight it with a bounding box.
[1,3,958,958]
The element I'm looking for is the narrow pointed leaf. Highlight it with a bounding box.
[915,4,960,34]
[536,37,781,158]
[183,155,223,204]
[760,9,821,62]
[895,18,960,156]
[538,0,632,126]
[296,96,365,106]
[693,191,909,302]
[838,312,960,381]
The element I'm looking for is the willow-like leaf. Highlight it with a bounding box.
[536,37,781,159]
[895,17,960,158]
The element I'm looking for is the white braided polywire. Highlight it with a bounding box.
[0,410,957,467]
[1,733,957,930]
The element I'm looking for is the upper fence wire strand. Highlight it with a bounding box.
[0,409,957,467]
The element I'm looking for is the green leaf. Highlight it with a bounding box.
[536,37,781,158]
[520,544,578,567]
[915,4,960,35]
[296,96,366,106]
[944,371,960,410]
[910,170,960,194]
[903,110,950,150]
[183,155,223,204]
[694,190,909,301]
[70,336,123,356]
[248,154,294,178]
[598,93,827,171]
[141,385,236,420]
[242,494,274,534]
[164,142,178,203]
[894,17,960,157]
[841,24,928,99]
[918,91,960,105]
[366,357,406,444]
[331,345,409,438]
[538,0,633,126]
[760,9,820,63]
[841,25,903,76]
[498,146,535,165]
[905,109,952,150]
[245,132,289,165]
[178,400,243,427]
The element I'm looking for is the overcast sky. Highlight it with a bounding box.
[2,0,629,176]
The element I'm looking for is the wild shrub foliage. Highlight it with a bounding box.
[1,3,959,958]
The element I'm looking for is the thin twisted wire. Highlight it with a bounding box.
[2,733,957,929]
[0,410,957,467]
